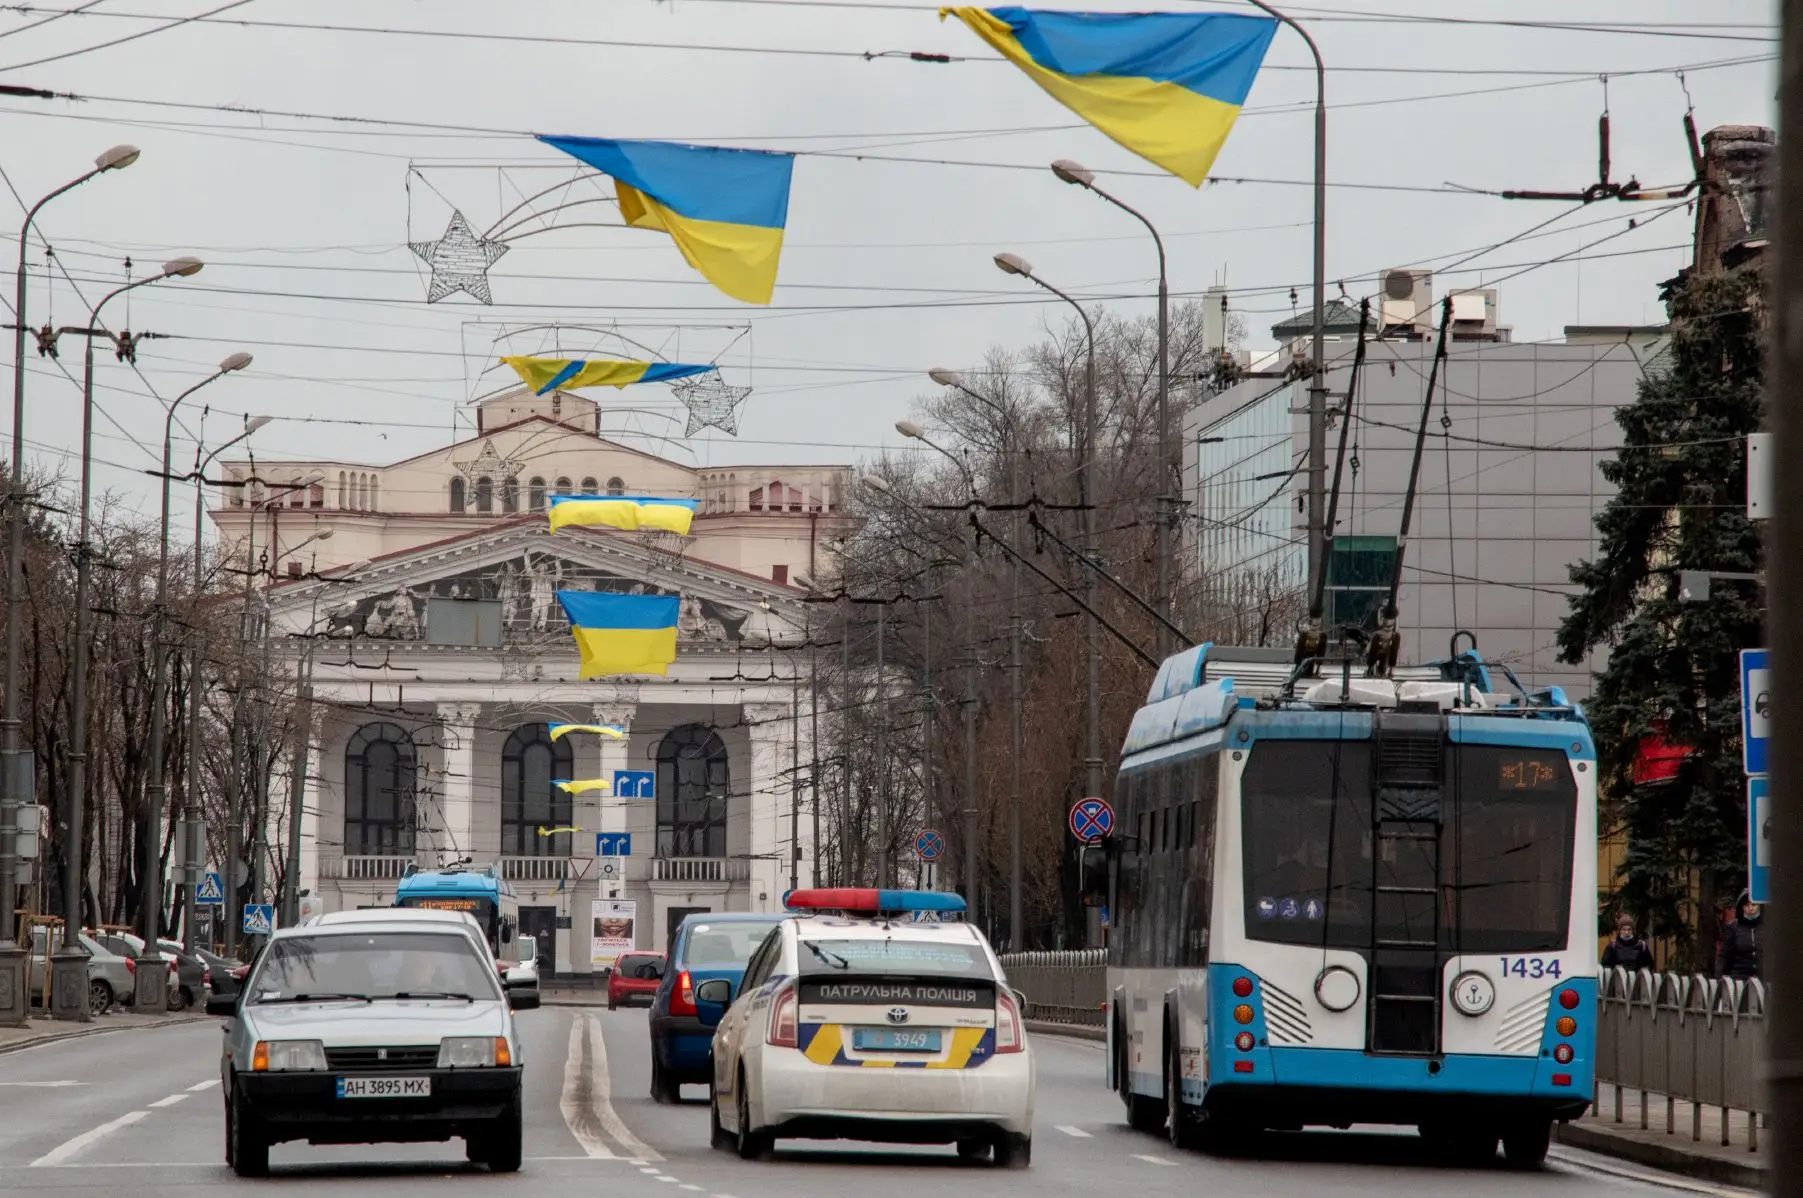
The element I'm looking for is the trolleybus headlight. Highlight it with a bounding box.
[1231,977,1253,998]
[1558,988,1580,1010]
[1553,1044,1575,1064]
[1313,966,1360,1013]
[1555,1016,1577,1037]
[1232,1004,1255,1026]
[1234,1032,1255,1052]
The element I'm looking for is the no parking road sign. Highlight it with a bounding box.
[915,829,945,862]
[1069,797,1114,844]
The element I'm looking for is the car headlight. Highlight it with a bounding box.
[252,1040,326,1071]
[438,1036,510,1068]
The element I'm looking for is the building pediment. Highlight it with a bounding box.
[266,520,803,648]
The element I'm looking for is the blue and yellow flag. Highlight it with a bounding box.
[551,779,612,796]
[502,356,714,396]
[557,591,680,678]
[940,8,1276,186]
[539,136,794,304]
[547,494,699,537]
[547,723,626,743]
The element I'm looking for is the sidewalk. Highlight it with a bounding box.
[1554,1086,1768,1189]
[0,1008,211,1055]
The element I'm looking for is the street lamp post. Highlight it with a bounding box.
[3,144,139,1027]
[927,369,1027,949]
[1050,159,1175,657]
[993,253,1102,946]
[180,414,271,954]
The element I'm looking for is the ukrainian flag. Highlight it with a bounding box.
[551,779,612,796]
[557,591,680,678]
[941,8,1277,186]
[547,494,699,537]
[547,723,626,743]
[501,356,715,396]
[539,136,794,304]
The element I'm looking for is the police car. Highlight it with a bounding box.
[697,889,1034,1167]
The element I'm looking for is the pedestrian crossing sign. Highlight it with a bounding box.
[243,904,276,936]
[196,871,224,904]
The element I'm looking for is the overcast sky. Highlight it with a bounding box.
[0,0,1778,532]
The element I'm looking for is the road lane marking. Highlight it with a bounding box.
[582,1013,662,1162]
[31,1111,149,1167]
[1130,1153,1179,1167]
[148,1094,189,1109]
[680,1186,703,1192]
[560,1016,618,1160]
[185,1079,217,1092]
[1056,1125,1092,1137]
[0,1080,86,1087]
[640,1166,662,1174]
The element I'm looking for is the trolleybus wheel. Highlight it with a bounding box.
[1165,1034,1199,1150]
[1500,1118,1551,1168]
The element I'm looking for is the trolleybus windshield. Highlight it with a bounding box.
[1239,741,1577,953]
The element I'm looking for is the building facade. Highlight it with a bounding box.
[221,385,852,969]
[1182,291,1666,696]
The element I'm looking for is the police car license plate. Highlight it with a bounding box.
[852,1028,941,1053]
[336,1076,430,1099]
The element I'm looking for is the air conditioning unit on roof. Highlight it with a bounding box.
[1379,268,1433,335]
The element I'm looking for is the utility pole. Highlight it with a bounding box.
[875,602,887,888]
[1765,1,1801,1188]
[281,666,312,927]
[963,649,978,926]
[809,637,821,889]
[789,671,800,893]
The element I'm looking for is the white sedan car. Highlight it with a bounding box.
[699,890,1034,1167]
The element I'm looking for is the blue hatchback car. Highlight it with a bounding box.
[647,912,786,1103]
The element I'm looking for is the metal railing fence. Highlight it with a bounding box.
[997,949,1108,1026]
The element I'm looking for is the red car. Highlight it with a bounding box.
[607,952,666,1009]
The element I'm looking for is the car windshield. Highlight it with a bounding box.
[681,921,781,967]
[797,938,995,979]
[248,931,502,1002]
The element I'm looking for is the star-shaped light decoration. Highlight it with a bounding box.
[410,210,509,304]
[669,373,752,437]
[454,438,525,483]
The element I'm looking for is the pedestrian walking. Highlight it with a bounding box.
[1716,892,1763,980]
[1600,914,1654,973]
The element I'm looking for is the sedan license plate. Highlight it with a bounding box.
[852,1028,941,1053]
[336,1076,431,1099]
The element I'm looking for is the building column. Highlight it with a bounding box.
[436,703,482,866]
[591,703,636,877]
[743,703,789,913]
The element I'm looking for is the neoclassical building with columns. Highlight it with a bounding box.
[231,384,850,974]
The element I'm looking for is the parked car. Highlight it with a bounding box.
[194,947,244,1000]
[608,952,664,1010]
[157,940,211,1011]
[648,913,785,1103]
[26,927,134,1015]
[87,929,175,1008]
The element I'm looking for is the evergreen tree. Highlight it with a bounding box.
[1557,269,1765,971]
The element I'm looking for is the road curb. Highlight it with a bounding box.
[0,1012,211,1056]
[1553,1120,1767,1189]
[1026,1021,1105,1042]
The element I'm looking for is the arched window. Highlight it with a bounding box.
[337,472,347,509]
[554,476,572,495]
[475,476,494,514]
[580,477,599,496]
[344,723,417,856]
[501,724,572,857]
[308,483,325,509]
[748,486,763,512]
[502,476,520,514]
[289,481,307,509]
[370,475,379,511]
[528,477,546,512]
[605,476,625,496]
[449,477,466,513]
[655,725,729,858]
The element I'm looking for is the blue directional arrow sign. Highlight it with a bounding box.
[242,904,276,936]
[613,770,655,799]
[195,871,224,905]
[1742,648,1770,776]
[596,831,633,857]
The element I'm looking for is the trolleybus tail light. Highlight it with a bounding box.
[1558,988,1580,1010]
[1234,1032,1255,1052]
[1551,1073,1572,1087]
[996,991,1025,1054]
[1553,1043,1574,1065]
[1232,1004,1255,1026]
[1232,976,1253,998]
[669,969,697,1017]
[1232,1060,1254,1073]
[1555,1016,1577,1037]
[767,984,799,1048]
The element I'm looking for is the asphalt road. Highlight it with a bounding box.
[0,1007,1752,1197]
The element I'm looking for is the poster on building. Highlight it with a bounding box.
[590,899,637,970]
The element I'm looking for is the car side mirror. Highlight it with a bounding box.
[1011,988,1028,1010]
[508,987,540,1011]
[694,978,733,1028]
[205,992,240,1017]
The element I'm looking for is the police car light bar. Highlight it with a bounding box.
[782,888,967,916]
